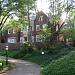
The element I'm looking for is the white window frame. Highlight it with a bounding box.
[20,37,25,42]
[31,26,34,31]
[39,16,43,21]
[8,37,16,43]
[13,29,16,34]
[36,35,42,42]
[36,25,40,31]
[8,29,11,34]
[32,36,34,42]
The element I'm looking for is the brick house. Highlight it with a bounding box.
[1,27,28,43]
[30,11,51,47]
[30,11,65,46]
[0,11,65,49]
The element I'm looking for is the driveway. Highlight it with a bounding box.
[0,56,41,75]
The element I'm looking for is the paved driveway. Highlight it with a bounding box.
[0,56,41,75]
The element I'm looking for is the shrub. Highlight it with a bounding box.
[48,41,64,54]
[21,42,32,53]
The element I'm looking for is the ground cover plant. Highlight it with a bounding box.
[0,46,75,75]
[41,51,75,75]
[0,59,12,73]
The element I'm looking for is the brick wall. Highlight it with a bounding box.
[0,43,21,50]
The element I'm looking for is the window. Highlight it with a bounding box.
[8,37,16,43]
[39,16,43,21]
[24,37,27,41]
[42,24,48,28]
[56,25,58,31]
[21,28,23,32]
[32,36,34,42]
[8,29,11,34]
[36,35,42,42]
[20,37,25,42]
[23,26,28,32]
[13,29,16,34]
[31,26,34,31]
[36,25,40,31]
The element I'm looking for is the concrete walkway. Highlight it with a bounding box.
[0,56,41,75]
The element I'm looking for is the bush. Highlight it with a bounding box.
[21,42,32,53]
[48,41,64,54]
[41,51,75,75]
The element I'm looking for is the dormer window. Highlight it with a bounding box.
[13,29,16,34]
[8,29,11,34]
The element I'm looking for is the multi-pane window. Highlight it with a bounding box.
[36,35,42,42]
[20,37,25,42]
[8,37,16,43]
[36,25,40,31]
[39,16,43,21]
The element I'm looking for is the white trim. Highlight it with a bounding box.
[20,37,25,42]
[13,29,16,34]
[36,35,42,42]
[8,29,10,34]
[31,26,34,31]
[38,16,43,21]
[32,36,34,42]
[36,25,40,31]
[8,37,16,43]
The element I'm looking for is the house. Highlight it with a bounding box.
[1,27,28,43]
[30,11,51,46]
[30,11,66,45]
[0,11,65,49]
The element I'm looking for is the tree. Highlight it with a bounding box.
[40,0,75,47]
[0,0,36,43]
[61,9,75,45]
[0,0,35,29]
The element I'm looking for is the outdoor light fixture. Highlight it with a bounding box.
[6,46,8,65]
[42,52,44,55]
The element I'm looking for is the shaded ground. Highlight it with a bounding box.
[0,56,41,75]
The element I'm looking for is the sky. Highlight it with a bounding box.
[36,0,75,22]
[36,0,49,13]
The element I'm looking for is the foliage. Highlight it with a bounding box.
[0,0,35,29]
[2,17,28,31]
[61,9,75,42]
[48,41,64,54]
[0,59,12,72]
[41,51,75,75]
[21,42,32,53]
[61,27,75,41]
[40,25,51,47]
[0,47,75,75]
